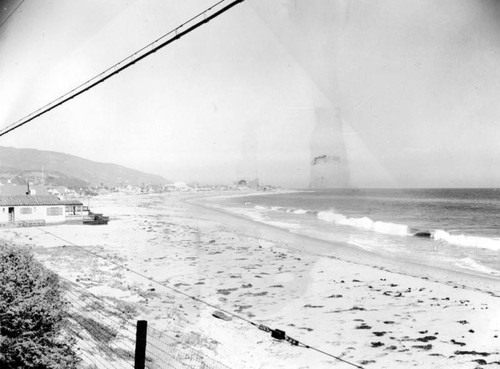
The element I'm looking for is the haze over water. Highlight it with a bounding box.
[3,1,500,188]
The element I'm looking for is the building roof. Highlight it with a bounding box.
[59,199,84,206]
[0,195,64,206]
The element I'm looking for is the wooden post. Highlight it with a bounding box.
[135,320,147,369]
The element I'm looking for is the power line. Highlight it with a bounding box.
[63,277,232,369]
[35,227,365,369]
[0,0,244,137]
[0,0,25,29]
[36,227,257,326]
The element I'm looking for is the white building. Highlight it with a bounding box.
[0,195,83,227]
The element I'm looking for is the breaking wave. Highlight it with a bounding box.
[433,230,500,251]
[455,257,499,275]
[293,209,309,214]
[248,204,500,251]
[317,210,410,236]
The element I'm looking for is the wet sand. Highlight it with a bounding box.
[2,192,500,368]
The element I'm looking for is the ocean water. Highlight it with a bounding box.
[212,189,500,278]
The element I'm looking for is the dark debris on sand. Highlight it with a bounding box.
[412,344,433,351]
[454,350,490,357]
[416,336,437,343]
[356,323,372,330]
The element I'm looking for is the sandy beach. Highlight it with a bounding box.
[2,192,500,369]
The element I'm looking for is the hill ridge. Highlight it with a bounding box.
[0,146,167,188]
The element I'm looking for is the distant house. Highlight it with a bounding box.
[0,195,84,227]
[47,186,79,198]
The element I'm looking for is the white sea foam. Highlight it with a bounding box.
[236,204,500,252]
[317,210,410,236]
[293,209,309,214]
[227,207,268,223]
[252,204,285,212]
[455,257,499,275]
[317,210,346,223]
[267,221,301,230]
[433,230,500,250]
[231,206,300,231]
[346,240,377,251]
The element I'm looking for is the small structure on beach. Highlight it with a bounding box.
[60,199,86,223]
[0,195,85,227]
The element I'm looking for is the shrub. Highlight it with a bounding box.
[0,246,79,368]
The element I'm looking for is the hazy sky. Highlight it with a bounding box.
[1,0,500,188]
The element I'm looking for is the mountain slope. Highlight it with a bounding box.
[0,146,167,187]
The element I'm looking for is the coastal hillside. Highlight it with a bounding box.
[0,146,167,188]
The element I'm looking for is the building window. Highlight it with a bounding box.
[47,207,63,216]
[20,207,32,214]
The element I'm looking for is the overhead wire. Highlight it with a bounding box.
[0,0,25,29]
[62,289,137,367]
[37,227,257,326]
[35,226,365,369]
[0,0,244,137]
[61,269,231,368]
[67,281,229,368]
[2,0,363,366]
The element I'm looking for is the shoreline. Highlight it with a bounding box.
[185,192,500,298]
[1,192,499,368]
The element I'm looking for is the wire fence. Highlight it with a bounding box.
[59,279,232,369]
[146,325,231,369]
[61,281,136,369]
[34,226,365,369]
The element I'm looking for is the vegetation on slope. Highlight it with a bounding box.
[0,245,79,369]
[0,146,167,188]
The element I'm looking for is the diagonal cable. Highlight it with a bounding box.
[0,0,245,137]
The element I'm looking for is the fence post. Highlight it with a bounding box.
[135,320,148,369]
